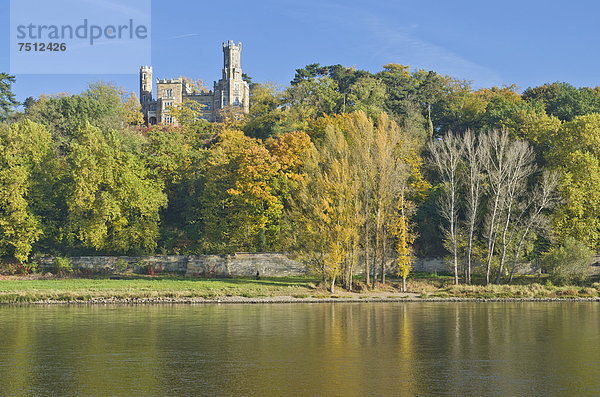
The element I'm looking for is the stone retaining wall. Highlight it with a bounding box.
[38,253,309,277]
[38,254,560,277]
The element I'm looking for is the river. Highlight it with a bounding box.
[0,302,598,396]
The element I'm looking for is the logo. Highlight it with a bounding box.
[10,0,151,74]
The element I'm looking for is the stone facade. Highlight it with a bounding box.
[139,40,250,125]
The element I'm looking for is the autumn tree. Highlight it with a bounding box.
[227,144,283,251]
[123,92,144,126]
[293,122,360,292]
[391,193,414,292]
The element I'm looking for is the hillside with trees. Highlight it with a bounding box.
[1,65,599,289]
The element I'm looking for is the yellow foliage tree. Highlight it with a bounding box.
[123,92,144,125]
[391,193,414,292]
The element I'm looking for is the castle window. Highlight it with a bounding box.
[166,89,173,97]
[143,73,146,80]
[142,94,146,102]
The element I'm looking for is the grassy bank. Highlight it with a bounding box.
[0,276,320,303]
[0,273,599,303]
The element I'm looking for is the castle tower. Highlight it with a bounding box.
[139,66,153,113]
[222,40,242,81]
[216,41,249,114]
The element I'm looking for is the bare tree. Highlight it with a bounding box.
[508,170,560,283]
[462,130,485,284]
[480,129,512,285]
[494,140,535,284]
[429,131,464,285]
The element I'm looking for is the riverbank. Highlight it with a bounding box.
[4,296,600,305]
[1,273,599,304]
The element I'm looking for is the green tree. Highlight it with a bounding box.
[66,124,166,254]
[244,83,285,139]
[0,73,18,121]
[283,76,343,126]
[25,82,129,144]
[166,99,214,137]
[346,76,387,119]
[546,114,600,249]
[522,82,600,121]
[541,237,593,285]
[143,125,207,253]
[0,120,52,262]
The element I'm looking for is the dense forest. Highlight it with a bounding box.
[0,64,599,288]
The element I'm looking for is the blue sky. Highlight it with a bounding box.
[1,0,599,102]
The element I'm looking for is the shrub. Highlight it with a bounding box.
[0,261,37,275]
[53,257,73,276]
[115,259,128,273]
[541,238,593,285]
[145,263,155,276]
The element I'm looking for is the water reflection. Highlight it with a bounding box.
[0,303,598,396]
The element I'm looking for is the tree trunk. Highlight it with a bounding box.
[372,256,377,289]
[466,224,474,285]
[364,215,370,287]
[509,224,532,284]
[485,195,501,285]
[330,275,336,294]
[381,228,387,284]
[450,173,459,285]
[373,205,382,289]
[495,210,513,285]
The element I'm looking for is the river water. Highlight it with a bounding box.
[0,302,598,396]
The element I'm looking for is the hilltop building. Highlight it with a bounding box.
[139,40,250,125]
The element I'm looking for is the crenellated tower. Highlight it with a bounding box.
[222,40,242,81]
[139,66,153,113]
[216,40,249,114]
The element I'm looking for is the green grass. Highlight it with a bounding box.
[1,274,598,303]
[0,276,319,303]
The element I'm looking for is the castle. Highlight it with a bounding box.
[139,40,250,125]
